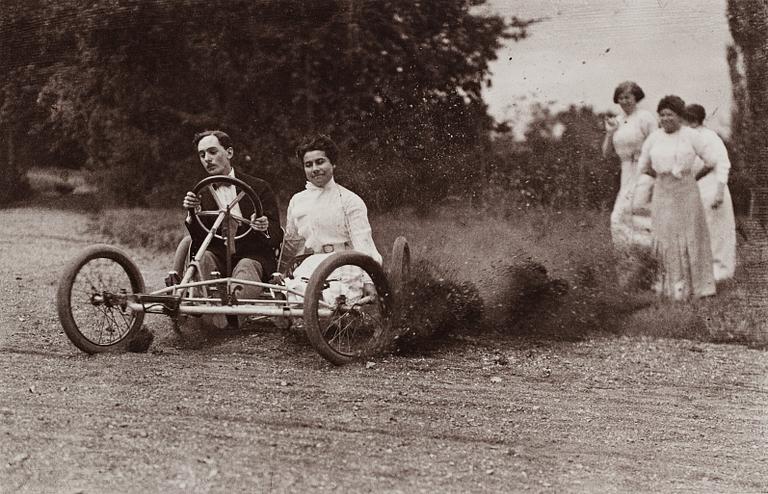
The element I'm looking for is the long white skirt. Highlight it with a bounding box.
[697,174,736,281]
[611,172,654,249]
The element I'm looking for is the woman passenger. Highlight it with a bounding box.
[278,134,381,304]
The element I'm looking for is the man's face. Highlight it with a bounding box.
[197,135,233,175]
[303,150,335,188]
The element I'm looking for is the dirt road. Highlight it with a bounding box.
[1,207,766,493]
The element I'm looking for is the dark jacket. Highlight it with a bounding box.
[185,170,283,276]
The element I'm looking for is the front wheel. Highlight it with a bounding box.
[56,245,146,354]
[303,252,392,365]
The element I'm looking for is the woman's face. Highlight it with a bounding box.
[303,150,335,188]
[617,90,637,114]
[659,108,682,133]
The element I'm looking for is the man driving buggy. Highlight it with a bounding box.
[182,130,283,311]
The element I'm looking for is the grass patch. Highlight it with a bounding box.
[7,167,103,212]
[89,208,186,252]
[372,205,766,348]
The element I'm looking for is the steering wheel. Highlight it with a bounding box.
[190,175,263,241]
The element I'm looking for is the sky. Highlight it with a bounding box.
[479,0,734,135]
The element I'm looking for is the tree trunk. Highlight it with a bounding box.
[0,126,27,205]
[727,0,768,218]
[727,0,768,338]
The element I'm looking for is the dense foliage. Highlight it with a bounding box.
[486,101,751,214]
[486,104,621,210]
[0,0,532,207]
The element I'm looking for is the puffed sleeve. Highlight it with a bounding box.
[344,192,383,265]
[691,128,728,178]
[637,131,656,176]
[639,110,658,139]
[705,130,731,184]
[285,197,299,239]
[277,195,306,273]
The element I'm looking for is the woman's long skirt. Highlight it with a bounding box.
[611,165,654,250]
[697,173,736,281]
[651,173,716,300]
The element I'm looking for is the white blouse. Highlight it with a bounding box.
[638,126,727,179]
[612,108,657,164]
[211,168,243,218]
[691,127,731,184]
[285,177,382,264]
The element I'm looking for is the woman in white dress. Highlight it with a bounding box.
[637,95,729,300]
[684,104,736,282]
[278,134,382,305]
[602,81,658,250]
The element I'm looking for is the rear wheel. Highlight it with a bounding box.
[304,252,392,365]
[56,245,146,354]
[388,236,410,307]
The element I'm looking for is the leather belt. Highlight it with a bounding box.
[314,242,351,254]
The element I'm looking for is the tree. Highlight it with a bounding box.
[0,0,70,203]
[1,0,533,208]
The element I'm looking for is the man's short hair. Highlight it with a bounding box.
[193,130,233,150]
[295,134,339,165]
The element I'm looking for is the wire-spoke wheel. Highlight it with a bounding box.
[304,252,392,365]
[56,245,145,353]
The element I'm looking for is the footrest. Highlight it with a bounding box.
[136,294,182,315]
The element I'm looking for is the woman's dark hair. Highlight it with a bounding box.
[684,104,706,125]
[657,95,686,116]
[613,81,645,103]
[193,130,233,150]
[295,134,339,165]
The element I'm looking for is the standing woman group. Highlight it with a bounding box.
[603,82,736,300]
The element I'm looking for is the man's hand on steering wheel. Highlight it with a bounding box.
[251,214,269,233]
[183,191,201,211]
[188,175,264,241]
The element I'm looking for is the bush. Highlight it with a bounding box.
[488,104,620,211]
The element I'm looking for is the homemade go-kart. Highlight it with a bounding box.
[56,175,411,365]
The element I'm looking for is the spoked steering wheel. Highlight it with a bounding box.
[190,175,263,241]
